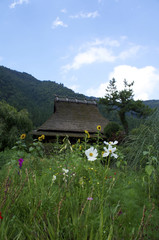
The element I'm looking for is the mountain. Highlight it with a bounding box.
[0,65,159,128]
[0,66,88,126]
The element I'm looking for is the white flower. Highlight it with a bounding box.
[52,175,56,183]
[85,147,98,161]
[104,140,118,146]
[62,168,69,174]
[103,145,118,158]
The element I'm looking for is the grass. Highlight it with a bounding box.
[0,129,159,239]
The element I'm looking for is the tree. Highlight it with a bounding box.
[0,101,33,150]
[99,78,153,135]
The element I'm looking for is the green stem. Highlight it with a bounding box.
[107,155,111,169]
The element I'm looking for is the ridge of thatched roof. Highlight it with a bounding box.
[54,96,97,105]
[32,96,109,137]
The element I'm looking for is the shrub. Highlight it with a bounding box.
[0,101,33,150]
[104,122,122,139]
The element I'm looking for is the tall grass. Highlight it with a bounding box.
[123,110,159,168]
[0,129,159,239]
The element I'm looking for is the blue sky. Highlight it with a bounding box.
[1,0,159,100]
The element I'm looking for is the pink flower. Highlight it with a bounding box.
[87,197,93,201]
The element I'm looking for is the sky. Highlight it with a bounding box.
[0,0,159,100]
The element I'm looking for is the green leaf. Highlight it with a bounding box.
[143,151,148,156]
[116,161,120,168]
[29,146,34,152]
[145,165,154,176]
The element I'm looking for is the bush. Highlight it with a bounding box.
[0,101,33,150]
[104,121,122,139]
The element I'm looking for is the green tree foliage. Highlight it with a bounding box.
[0,66,87,126]
[0,101,33,150]
[100,78,153,135]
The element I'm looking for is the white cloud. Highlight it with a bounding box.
[68,84,80,92]
[119,45,142,60]
[86,82,108,98]
[63,47,116,71]
[86,65,159,100]
[62,38,141,72]
[86,38,120,48]
[70,11,99,19]
[9,0,29,9]
[52,17,68,29]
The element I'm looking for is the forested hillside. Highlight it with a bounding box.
[0,66,87,126]
[0,65,159,128]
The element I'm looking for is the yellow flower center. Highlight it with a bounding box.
[109,150,112,153]
[89,153,93,157]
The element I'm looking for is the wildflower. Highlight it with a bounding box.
[62,168,69,174]
[85,147,98,161]
[104,140,118,146]
[87,197,93,201]
[114,172,116,175]
[79,145,82,150]
[78,139,80,143]
[85,130,90,138]
[103,145,118,159]
[0,212,3,219]
[41,134,45,140]
[38,136,42,141]
[20,134,26,140]
[49,168,52,170]
[97,125,101,131]
[18,158,24,169]
[52,175,56,183]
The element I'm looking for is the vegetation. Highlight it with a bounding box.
[99,78,153,135]
[0,66,87,127]
[0,66,159,129]
[0,116,159,239]
[0,101,33,151]
[0,66,159,238]
[103,122,122,139]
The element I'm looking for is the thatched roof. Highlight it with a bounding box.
[32,96,109,138]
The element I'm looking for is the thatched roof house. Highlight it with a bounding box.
[32,96,109,139]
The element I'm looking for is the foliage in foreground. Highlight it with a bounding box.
[0,131,159,240]
[0,101,33,151]
[124,110,159,168]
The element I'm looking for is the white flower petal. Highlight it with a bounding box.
[85,146,98,161]
[113,153,118,158]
